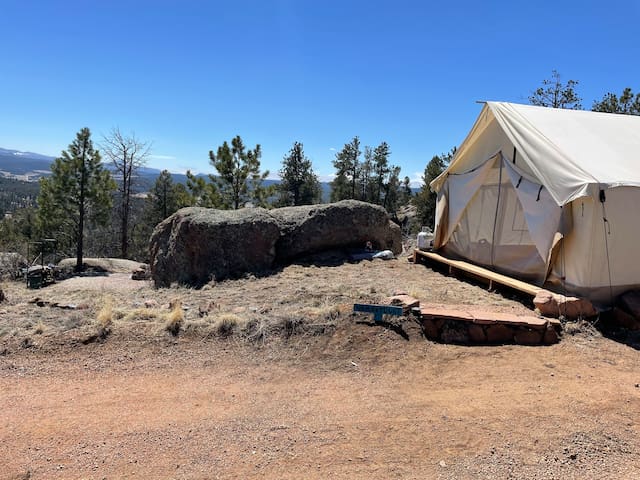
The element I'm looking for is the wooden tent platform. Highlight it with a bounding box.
[413,249,543,298]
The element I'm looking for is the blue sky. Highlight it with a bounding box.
[1,0,638,185]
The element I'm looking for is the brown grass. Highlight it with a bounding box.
[165,300,184,336]
[34,321,46,335]
[212,313,244,337]
[0,257,539,351]
[95,296,114,339]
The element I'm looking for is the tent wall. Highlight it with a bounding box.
[550,187,640,303]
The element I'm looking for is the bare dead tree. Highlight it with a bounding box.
[101,128,151,258]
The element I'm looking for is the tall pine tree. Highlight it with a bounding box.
[330,136,361,201]
[277,142,321,206]
[38,128,115,271]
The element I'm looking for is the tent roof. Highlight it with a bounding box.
[432,102,640,205]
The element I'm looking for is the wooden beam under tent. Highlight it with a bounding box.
[413,249,543,298]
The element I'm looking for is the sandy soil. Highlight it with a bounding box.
[1,257,640,479]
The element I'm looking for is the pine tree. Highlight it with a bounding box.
[278,142,321,206]
[399,176,413,206]
[148,170,191,220]
[372,141,391,204]
[209,136,268,209]
[529,70,582,109]
[185,170,221,207]
[37,128,116,271]
[383,165,401,212]
[592,87,640,115]
[331,137,361,201]
[414,149,455,229]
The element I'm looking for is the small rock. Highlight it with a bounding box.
[533,290,596,319]
[132,266,150,280]
[144,299,159,309]
[543,324,560,344]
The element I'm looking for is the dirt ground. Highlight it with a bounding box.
[1,256,640,479]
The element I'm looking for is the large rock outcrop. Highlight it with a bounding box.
[150,207,281,287]
[150,200,402,287]
[271,200,402,262]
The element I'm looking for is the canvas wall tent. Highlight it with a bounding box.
[430,102,640,305]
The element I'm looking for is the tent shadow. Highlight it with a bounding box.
[593,313,640,351]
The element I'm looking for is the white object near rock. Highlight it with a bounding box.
[372,250,394,260]
[417,227,433,250]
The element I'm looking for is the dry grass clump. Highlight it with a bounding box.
[213,313,245,337]
[242,317,269,344]
[34,321,46,335]
[182,312,247,339]
[165,300,184,336]
[123,308,163,323]
[182,317,217,337]
[95,296,114,339]
[300,304,343,322]
[563,318,600,337]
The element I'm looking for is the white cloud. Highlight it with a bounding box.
[410,171,424,188]
[318,174,336,182]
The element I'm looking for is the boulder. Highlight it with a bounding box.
[270,200,402,262]
[150,201,403,288]
[132,265,150,280]
[533,290,597,320]
[0,252,27,278]
[150,207,281,287]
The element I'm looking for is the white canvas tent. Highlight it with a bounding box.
[431,102,640,305]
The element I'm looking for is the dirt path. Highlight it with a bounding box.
[3,322,640,479]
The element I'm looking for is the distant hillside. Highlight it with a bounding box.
[0,147,164,182]
[0,177,39,213]
[0,146,334,204]
[0,148,54,180]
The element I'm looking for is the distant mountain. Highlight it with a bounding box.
[0,148,55,180]
[0,147,333,201]
[0,147,164,182]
